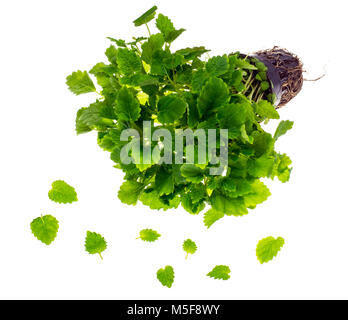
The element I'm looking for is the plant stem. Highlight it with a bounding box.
[98,252,103,260]
[145,23,151,36]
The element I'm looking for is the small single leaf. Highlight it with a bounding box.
[203,209,225,228]
[180,164,204,183]
[206,55,229,77]
[133,6,158,26]
[155,167,174,195]
[66,71,96,95]
[157,266,174,288]
[30,215,59,245]
[118,180,144,205]
[197,77,229,118]
[85,231,107,260]
[48,180,78,204]
[157,94,187,124]
[115,87,141,122]
[116,48,142,75]
[137,229,161,242]
[183,239,197,259]
[156,14,175,40]
[207,265,231,280]
[256,236,285,264]
[274,120,294,141]
[255,100,279,119]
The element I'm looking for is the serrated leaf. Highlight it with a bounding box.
[116,48,142,75]
[155,167,174,195]
[30,215,59,245]
[76,107,93,134]
[243,180,271,208]
[271,153,292,183]
[256,236,285,264]
[115,87,140,122]
[157,266,174,288]
[140,189,180,211]
[183,239,197,259]
[206,55,229,77]
[106,37,127,47]
[165,28,186,43]
[48,180,78,204]
[255,100,279,120]
[141,33,165,64]
[203,209,225,228]
[197,77,229,118]
[137,229,161,242]
[181,193,205,215]
[176,46,209,60]
[85,231,107,259]
[156,14,175,40]
[217,102,254,138]
[157,94,187,124]
[118,180,144,205]
[191,70,209,93]
[180,164,204,183]
[210,191,248,216]
[105,45,118,64]
[207,265,231,280]
[274,120,294,141]
[133,5,158,26]
[66,71,96,95]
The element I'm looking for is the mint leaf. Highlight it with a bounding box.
[206,55,229,77]
[274,120,294,141]
[137,229,161,242]
[157,94,187,124]
[85,231,107,260]
[197,77,229,118]
[254,100,279,119]
[66,71,96,95]
[118,180,144,205]
[243,180,271,208]
[156,14,175,40]
[183,239,197,259]
[155,167,174,195]
[48,180,78,204]
[115,87,141,122]
[116,48,142,75]
[207,265,231,280]
[30,215,59,245]
[133,6,158,26]
[141,33,165,64]
[157,266,174,288]
[210,191,248,216]
[203,209,225,228]
[180,164,204,183]
[256,236,285,264]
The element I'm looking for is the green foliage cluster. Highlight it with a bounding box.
[66,6,294,227]
[66,6,293,227]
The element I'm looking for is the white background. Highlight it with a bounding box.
[0,0,347,300]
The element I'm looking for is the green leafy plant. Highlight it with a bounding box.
[256,236,285,264]
[66,6,293,228]
[207,265,231,280]
[48,180,78,204]
[30,215,59,245]
[183,239,197,259]
[157,265,175,288]
[137,229,161,242]
[85,231,107,259]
